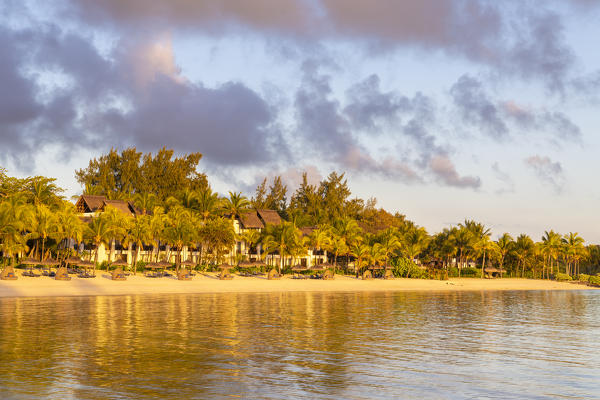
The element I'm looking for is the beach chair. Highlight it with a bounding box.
[177,268,192,281]
[54,267,71,281]
[267,268,281,280]
[384,269,394,280]
[322,269,335,280]
[362,270,372,280]
[111,268,127,281]
[0,266,18,280]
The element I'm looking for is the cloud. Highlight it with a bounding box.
[501,101,581,144]
[0,24,287,170]
[450,74,508,140]
[524,155,565,193]
[64,1,577,90]
[293,61,420,183]
[491,162,515,194]
[430,155,481,189]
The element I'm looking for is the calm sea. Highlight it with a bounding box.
[0,291,599,399]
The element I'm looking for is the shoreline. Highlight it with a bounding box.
[0,273,596,298]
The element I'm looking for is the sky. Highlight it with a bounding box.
[1,0,600,241]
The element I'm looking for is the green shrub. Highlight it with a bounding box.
[461,267,479,277]
[588,276,600,287]
[577,274,590,283]
[555,273,572,282]
[392,258,429,279]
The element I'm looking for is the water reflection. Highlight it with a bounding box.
[1,291,599,399]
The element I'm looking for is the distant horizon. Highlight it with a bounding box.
[1,1,599,241]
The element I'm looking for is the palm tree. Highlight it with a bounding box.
[27,204,57,260]
[101,205,130,265]
[262,221,301,274]
[309,225,332,266]
[85,217,112,270]
[164,207,195,270]
[149,206,167,262]
[513,234,534,277]
[334,217,361,270]
[127,215,152,274]
[450,227,473,277]
[541,230,562,278]
[132,192,157,215]
[378,228,401,268]
[55,203,84,260]
[27,177,64,208]
[350,242,370,276]
[495,233,514,277]
[221,191,250,219]
[196,187,221,221]
[563,232,584,276]
[403,226,429,263]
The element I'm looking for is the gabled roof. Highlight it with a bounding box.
[101,200,135,216]
[257,209,282,225]
[239,212,264,229]
[300,226,316,236]
[76,195,107,213]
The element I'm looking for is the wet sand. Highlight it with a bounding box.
[0,271,594,298]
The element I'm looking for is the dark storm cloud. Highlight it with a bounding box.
[64,0,578,90]
[450,74,508,140]
[524,155,565,193]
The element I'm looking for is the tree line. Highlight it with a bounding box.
[1,148,599,279]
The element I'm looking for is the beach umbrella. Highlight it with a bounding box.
[110,260,129,267]
[65,256,83,265]
[238,260,255,267]
[179,259,196,267]
[292,265,308,271]
[40,258,59,266]
[370,265,384,270]
[311,265,326,271]
[20,257,40,265]
[145,262,162,269]
[218,263,234,270]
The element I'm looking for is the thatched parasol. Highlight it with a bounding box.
[158,260,173,268]
[145,262,162,269]
[110,260,129,267]
[237,260,255,268]
[370,265,384,270]
[311,265,326,271]
[65,256,83,265]
[179,259,196,267]
[292,265,309,271]
[20,257,40,265]
[40,258,59,266]
[218,263,234,270]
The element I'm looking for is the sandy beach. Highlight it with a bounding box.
[0,272,595,298]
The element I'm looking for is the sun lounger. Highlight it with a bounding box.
[218,270,233,280]
[78,271,96,278]
[111,268,127,281]
[0,266,18,280]
[54,267,71,281]
[22,269,41,277]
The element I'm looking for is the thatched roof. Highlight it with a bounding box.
[300,226,316,236]
[101,200,135,216]
[76,195,107,213]
[239,212,264,229]
[257,209,281,225]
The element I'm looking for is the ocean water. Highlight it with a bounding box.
[0,291,599,399]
